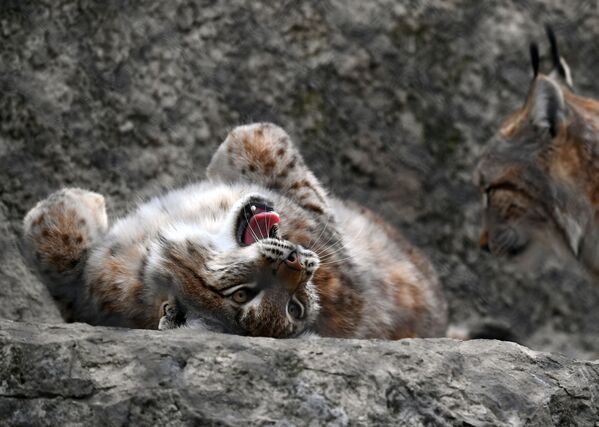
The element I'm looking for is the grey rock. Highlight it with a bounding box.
[1,320,598,426]
[0,203,61,323]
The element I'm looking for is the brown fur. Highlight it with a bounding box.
[476,47,599,278]
[24,123,447,339]
[311,265,362,338]
[208,123,447,338]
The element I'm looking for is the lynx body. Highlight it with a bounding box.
[24,123,447,338]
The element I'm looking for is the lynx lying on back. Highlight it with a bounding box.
[476,28,599,279]
[24,123,447,338]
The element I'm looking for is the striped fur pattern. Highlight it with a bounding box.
[475,31,599,279]
[23,123,447,338]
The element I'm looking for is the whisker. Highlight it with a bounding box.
[243,206,261,244]
[312,222,341,256]
[256,205,268,240]
[317,255,358,267]
[317,213,371,262]
[308,213,333,254]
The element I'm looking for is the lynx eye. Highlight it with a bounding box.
[231,288,255,304]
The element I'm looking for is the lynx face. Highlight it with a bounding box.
[474,96,585,259]
[476,28,598,261]
[144,191,320,338]
[476,159,551,257]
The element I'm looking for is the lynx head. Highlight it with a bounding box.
[144,184,320,337]
[475,26,597,259]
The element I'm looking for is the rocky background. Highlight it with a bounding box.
[1,0,599,424]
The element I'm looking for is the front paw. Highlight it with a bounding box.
[24,188,108,248]
[158,300,186,330]
[23,188,108,273]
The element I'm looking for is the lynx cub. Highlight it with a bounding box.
[476,27,599,279]
[24,123,447,338]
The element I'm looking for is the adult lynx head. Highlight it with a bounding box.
[475,27,599,268]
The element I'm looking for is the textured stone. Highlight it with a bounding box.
[1,320,598,426]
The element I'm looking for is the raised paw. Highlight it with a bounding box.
[207,123,295,183]
[207,123,329,217]
[23,188,108,274]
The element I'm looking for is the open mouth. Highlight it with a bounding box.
[236,198,281,245]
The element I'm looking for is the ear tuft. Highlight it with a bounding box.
[545,24,574,89]
[529,42,540,78]
[529,77,565,137]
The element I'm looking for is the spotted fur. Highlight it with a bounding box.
[23,123,447,338]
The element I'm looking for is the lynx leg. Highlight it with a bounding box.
[158,298,186,330]
[23,188,108,320]
[207,123,330,218]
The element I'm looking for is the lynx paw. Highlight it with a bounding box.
[23,188,108,273]
[207,123,329,217]
[158,300,185,330]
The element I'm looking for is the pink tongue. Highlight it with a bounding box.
[243,212,281,245]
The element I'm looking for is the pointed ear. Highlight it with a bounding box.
[528,77,565,137]
[545,25,574,89]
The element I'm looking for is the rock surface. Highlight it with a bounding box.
[1,320,598,426]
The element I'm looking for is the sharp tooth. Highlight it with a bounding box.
[250,205,257,213]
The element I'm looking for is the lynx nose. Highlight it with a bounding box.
[284,250,303,271]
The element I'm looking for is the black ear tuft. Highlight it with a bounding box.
[545,24,567,80]
[529,42,540,78]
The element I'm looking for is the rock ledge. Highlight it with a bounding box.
[1,320,597,426]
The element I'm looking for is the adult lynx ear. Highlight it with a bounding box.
[529,77,565,138]
[545,25,574,89]
[529,42,540,78]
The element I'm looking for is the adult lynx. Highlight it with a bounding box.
[476,28,599,279]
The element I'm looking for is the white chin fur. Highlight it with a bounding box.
[183,318,212,331]
[296,330,321,339]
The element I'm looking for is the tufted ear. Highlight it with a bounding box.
[528,77,565,138]
[529,42,540,78]
[545,25,574,89]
